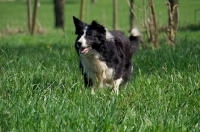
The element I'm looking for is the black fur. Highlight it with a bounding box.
[73,16,140,89]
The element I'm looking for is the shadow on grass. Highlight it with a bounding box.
[179,23,200,31]
[133,38,200,77]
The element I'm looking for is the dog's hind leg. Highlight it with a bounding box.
[113,78,123,95]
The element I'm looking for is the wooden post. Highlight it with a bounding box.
[148,0,159,47]
[143,0,150,41]
[31,0,39,35]
[27,0,32,33]
[129,0,134,31]
[113,0,118,30]
[80,0,85,21]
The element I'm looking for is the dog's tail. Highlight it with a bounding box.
[129,28,140,55]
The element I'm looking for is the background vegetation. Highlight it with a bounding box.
[0,0,200,131]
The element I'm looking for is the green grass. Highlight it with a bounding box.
[0,0,200,131]
[0,0,200,32]
[0,33,199,131]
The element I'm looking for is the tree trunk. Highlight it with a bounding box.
[80,0,85,21]
[91,0,96,4]
[31,0,39,35]
[129,0,134,31]
[143,0,150,41]
[113,0,118,30]
[27,0,32,33]
[54,0,65,29]
[149,0,159,47]
[166,2,178,45]
[169,0,178,30]
[167,2,174,45]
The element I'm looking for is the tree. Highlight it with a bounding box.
[169,0,178,31]
[113,0,118,30]
[91,0,96,4]
[148,0,159,47]
[166,1,178,45]
[27,0,32,33]
[129,0,134,31]
[53,0,65,29]
[31,0,39,35]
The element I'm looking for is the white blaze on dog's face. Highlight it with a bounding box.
[78,30,87,47]
[77,31,91,54]
[77,26,92,54]
[73,17,114,55]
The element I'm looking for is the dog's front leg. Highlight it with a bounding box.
[91,86,95,94]
[91,83,104,95]
[91,74,104,94]
[91,76,99,95]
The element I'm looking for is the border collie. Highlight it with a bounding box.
[73,16,140,94]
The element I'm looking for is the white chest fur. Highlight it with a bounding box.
[80,50,114,86]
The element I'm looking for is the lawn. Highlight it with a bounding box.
[0,0,200,131]
[0,0,200,32]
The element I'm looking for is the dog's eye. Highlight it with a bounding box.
[86,30,92,36]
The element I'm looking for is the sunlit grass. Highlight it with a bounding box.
[0,33,199,131]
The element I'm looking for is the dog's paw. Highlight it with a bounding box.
[91,89,95,95]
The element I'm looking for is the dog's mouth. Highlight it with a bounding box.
[80,46,92,54]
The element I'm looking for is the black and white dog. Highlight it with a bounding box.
[73,16,140,94]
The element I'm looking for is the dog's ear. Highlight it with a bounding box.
[91,21,106,35]
[73,16,87,35]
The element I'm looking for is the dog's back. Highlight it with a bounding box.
[108,29,140,83]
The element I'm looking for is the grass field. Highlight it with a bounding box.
[0,0,200,131]
[0,0,200,32]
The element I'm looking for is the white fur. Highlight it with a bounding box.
[113,78,123,95]
[131,28,140,36]
[78,30,87,47]
[105,29,114,41]
[80,50,114,93]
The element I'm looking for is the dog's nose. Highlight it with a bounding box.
[77,42,82,47]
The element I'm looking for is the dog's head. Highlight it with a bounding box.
[73,16,108,54]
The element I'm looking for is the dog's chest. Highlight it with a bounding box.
[80,52,114,82]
